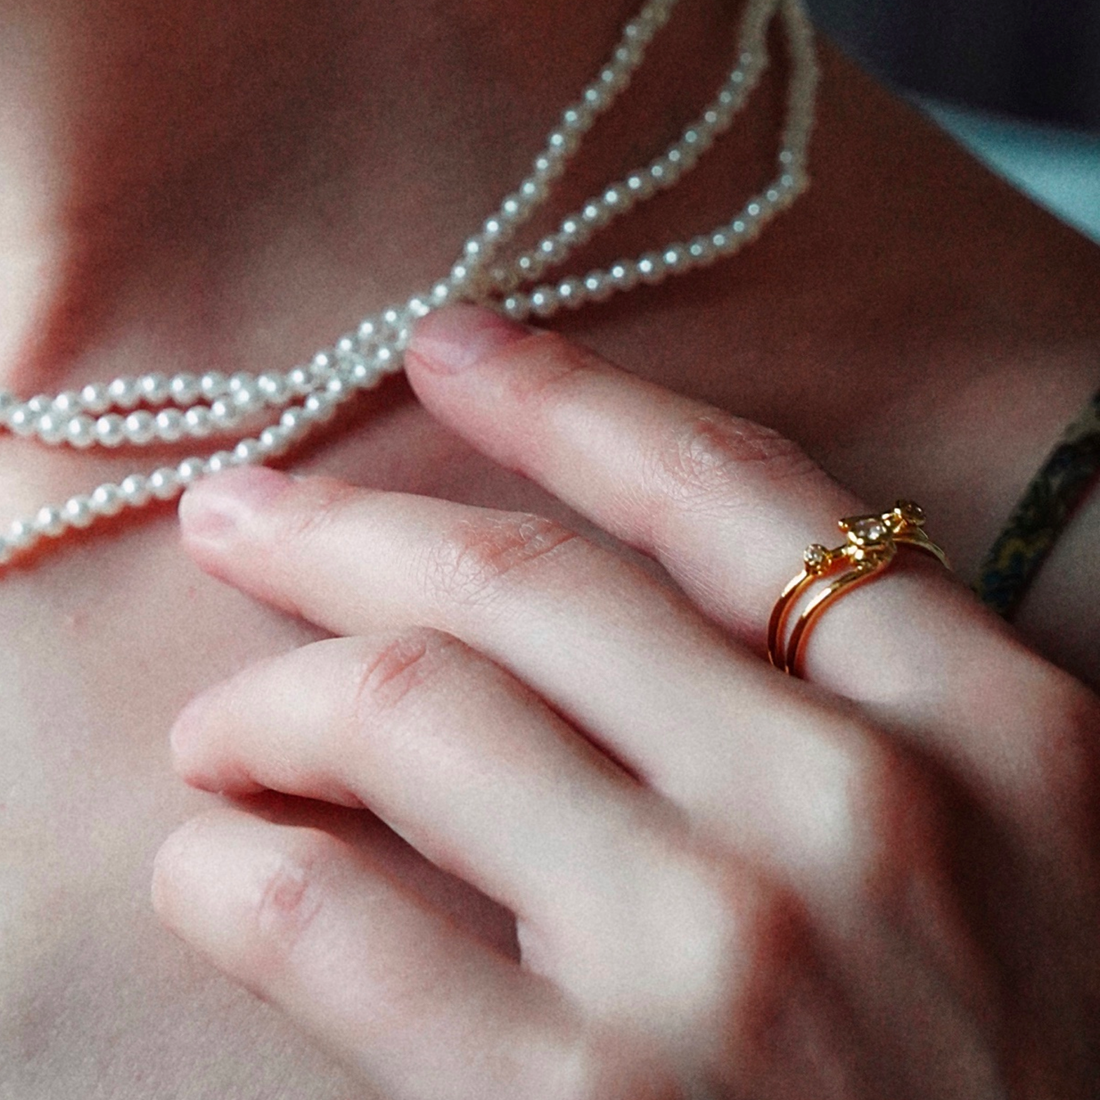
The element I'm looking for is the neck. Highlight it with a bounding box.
[0,0,761,393]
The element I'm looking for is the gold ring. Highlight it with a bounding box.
[767,501,950,677]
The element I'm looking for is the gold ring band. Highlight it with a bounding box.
[767,501,950,676]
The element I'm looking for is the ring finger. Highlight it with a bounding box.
[401,306,1074,803]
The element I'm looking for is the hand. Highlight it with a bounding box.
[153,305,1100,1099]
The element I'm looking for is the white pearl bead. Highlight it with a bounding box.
[258,427,289,455]
[124,410,156,445]
[26,395,48,415]
[8,406,34,436]
[582,273,614,302]
[626,172,656,199]
[52,391,81,415]
[154,408,185,442]
[556,277,585,308]
[169,373,201,404]
[581,202,611,229]
[429,281,454,307]
[35,413,64,445]
[502,295,531,320]
[662,245,688,272]
[303,393,335,423]
[529,289,555,318]
[558,217,584,245]
[231,383,261,412]
[7,518,35,549]
[63,495,95,528]
[503,194,531,222]
[107,378,140,410]
[561,105,592,131]
[34,505,66,538]
[280,408,308,436]
[175,458,205,486]
[139,373,170,404]
[119,475,150,506]
[582,85,608,111]
[350,362,380,388]
[204,452,236,476]
[199,372,229,399]
[637,253,666,284]
[95,414,126,447]
[66,415,96,449]
[183,406,213,437]
[209,399,237,428]
[91,483,125,515]
[546,130,579,157]
[148,468,181,500]
[233,440,262,465]
[257,373,290,403]
[609,262,639,291]
[688,236,716,264]
[287,367,312,395]
[227,370,255,393]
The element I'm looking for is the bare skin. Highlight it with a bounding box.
[0,0,1098,1096]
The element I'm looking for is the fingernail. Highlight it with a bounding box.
[410,304,529,373]
[179,466,293,544]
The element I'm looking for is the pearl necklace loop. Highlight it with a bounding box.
[0,0,818,565]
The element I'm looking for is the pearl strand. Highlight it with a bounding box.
[0,0,818,567]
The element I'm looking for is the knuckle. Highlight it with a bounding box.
[612,833,786,1021]
[731,882,861,1094]
[418,512,583,611]
[243,830,332,977]
[844,739,948,904]
[1016,666,1100,844]
[643,410,821,513]
[347,628,465,717]
[738,876,814,986]
[152,817,335,989]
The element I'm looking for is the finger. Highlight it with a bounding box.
[170,631,688,963]
[402,306,1078,798]
[153,808,597,1100]
[179,469,913,897]
[171,638,994,1090]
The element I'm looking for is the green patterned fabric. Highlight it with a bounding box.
[975,388,1100,618]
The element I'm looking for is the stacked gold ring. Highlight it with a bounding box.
[767,501,950,677]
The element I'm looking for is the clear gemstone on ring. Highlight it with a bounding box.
[843,515,888,545]
[803,543,829,572]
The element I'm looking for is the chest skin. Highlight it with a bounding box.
[2,47,1099,1100]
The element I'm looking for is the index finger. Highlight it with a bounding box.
[404,306,1086,804]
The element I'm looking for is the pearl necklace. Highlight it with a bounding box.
[0,0,817,565]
